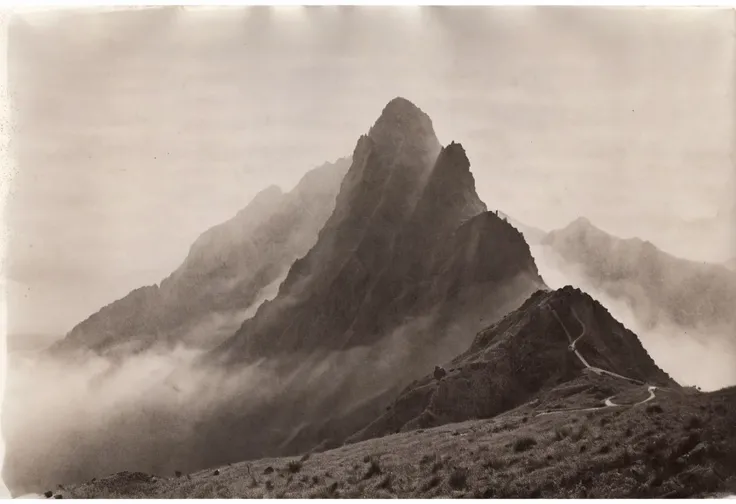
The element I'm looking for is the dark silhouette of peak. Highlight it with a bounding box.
[349,286,676,442]
[366,98,442,171]
[212,100,541,361]
[410,141,486,238]
[192,101,545,469]
[371,97,434,135]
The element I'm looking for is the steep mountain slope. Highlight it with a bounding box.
[542,217,736,335]
[349,286,676,442]
[186,97,545,468]
[213,98,542,363]
[50,158,351,357]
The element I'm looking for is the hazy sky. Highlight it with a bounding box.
[4,6,734,335]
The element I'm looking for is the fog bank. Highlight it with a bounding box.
[532,244,736,391]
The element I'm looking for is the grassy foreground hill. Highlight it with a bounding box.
[55,377,736,499]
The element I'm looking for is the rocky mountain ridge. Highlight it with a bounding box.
[50,157,351,357]
[349,285,677,442]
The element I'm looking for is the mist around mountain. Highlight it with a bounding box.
[6,333,61,354]
[181,97,546,471]
[496,211,547,245]
[532,217,736,390]
[349,286,675,443]
[3,98,545,494]
[542,217,736,332]
[57,381,736,499]
[4,98,735,499]
[48,157,350,359]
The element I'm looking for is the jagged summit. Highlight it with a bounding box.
[214,99,539,362]
[367,97,441,167]
[189,99,544,467]
[372,97,434,132]
[441,141,471,170]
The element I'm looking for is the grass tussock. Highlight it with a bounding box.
[286,460,302,474]
[448,467,468,490]
[513,436,537,453]
[363,459,382,480]
[56,382,736,500]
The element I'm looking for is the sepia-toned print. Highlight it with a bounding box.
[1,6,735,499]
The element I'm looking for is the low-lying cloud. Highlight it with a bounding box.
[0,306,447,496]
[532,244,736,391]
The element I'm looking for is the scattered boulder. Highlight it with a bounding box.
[684,442,708,462]
[44,491,53,498]
[433,366,447,381]
[53,495,63,499]
[213,469,220,476]
[264,466,274,474]
[175,470,182,478]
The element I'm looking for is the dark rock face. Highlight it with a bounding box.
[212,98,539,363]
[49,158,351,357]
[348,286,678,442]
[433,366,447,381]
[542,217,736,333]
[193,97,545,467]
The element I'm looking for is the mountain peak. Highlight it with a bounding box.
[368,97,439,157]
[380,97,429,121]
[569,216,594,230]
[543,216,602,246]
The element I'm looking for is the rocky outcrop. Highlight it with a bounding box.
[348,286,678,442]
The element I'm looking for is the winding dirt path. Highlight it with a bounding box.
[536,306,658,417]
